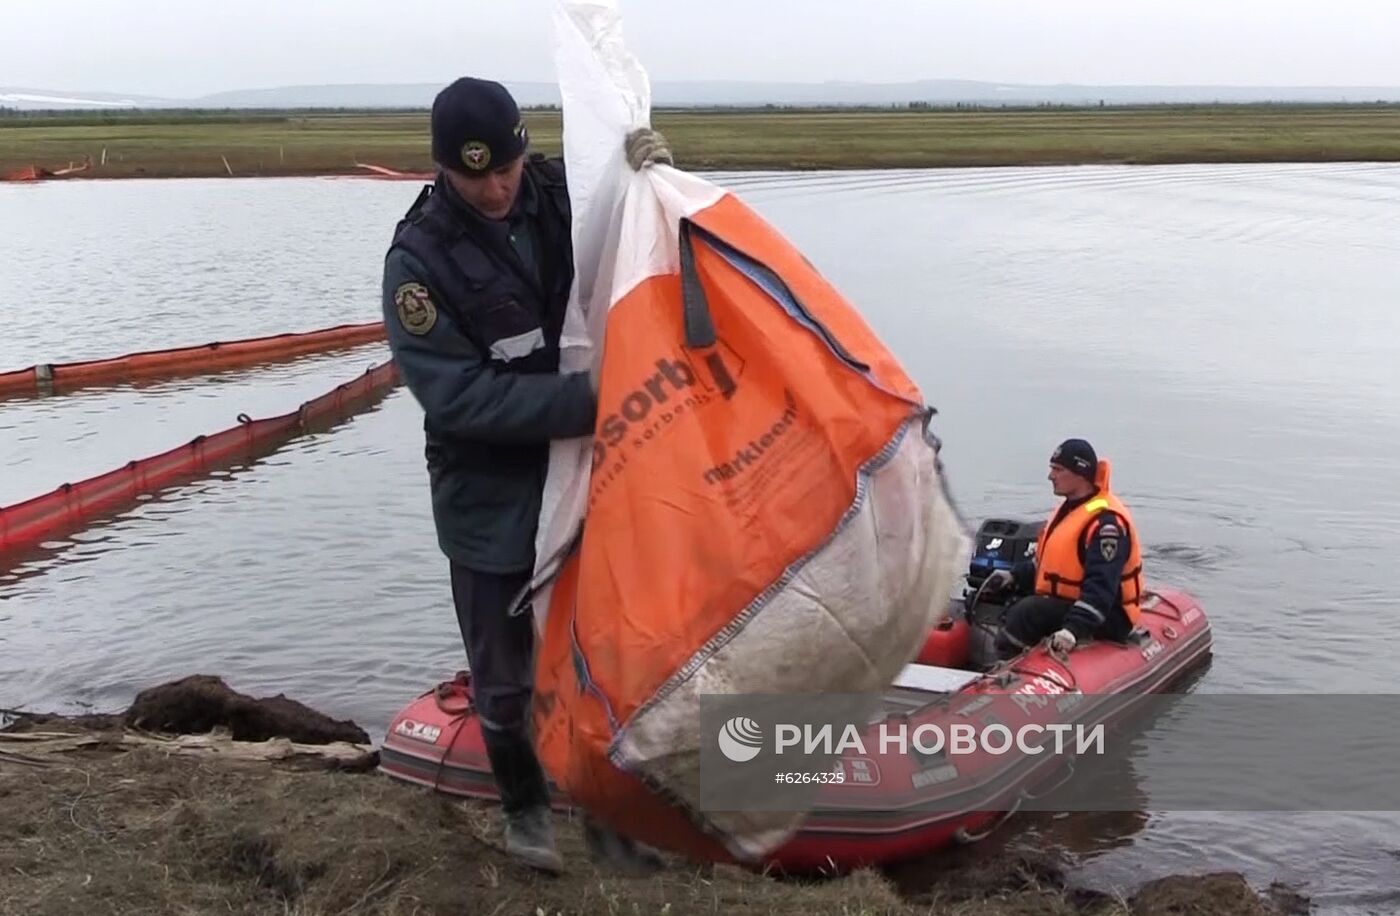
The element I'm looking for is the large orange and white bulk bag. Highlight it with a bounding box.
[525,0,970,863]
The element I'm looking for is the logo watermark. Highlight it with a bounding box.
[717,719,1105,759]
[717,716,765,762]
[692,691,1400,814]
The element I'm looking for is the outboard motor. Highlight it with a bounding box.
[962,517,1043,669]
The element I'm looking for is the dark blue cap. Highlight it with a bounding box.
[1051,438,1098,481]
[430,77,529,174]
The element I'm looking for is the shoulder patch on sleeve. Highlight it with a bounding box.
[1099,534,1119,561]
[394,281,437,336]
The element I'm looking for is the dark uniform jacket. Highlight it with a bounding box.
[381,155,596,573]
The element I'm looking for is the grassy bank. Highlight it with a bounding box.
[2,676,1310,916]
[3,105,1399,177]
[1,723,1305,916]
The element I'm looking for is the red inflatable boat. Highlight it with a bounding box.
[380,576,1211,872]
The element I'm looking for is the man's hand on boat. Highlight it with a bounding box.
[1048,628,1077,653]
[984,569,1015,591]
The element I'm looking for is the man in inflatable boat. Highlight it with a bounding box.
[984,438,1144,658]
[381,77,672,874]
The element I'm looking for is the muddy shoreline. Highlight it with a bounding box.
[0,678,1310,915]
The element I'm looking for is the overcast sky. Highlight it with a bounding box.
[4,0,1399,97]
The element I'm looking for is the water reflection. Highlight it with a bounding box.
[0,345,391,506]
[1,372,400,581]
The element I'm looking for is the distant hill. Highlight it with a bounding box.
[6,79,1400,112]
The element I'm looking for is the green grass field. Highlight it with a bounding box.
[3,105,1399,178]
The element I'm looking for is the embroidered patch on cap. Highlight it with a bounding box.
[461,140,491,171]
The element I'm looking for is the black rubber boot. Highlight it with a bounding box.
[582,812,668,877]
[482,727,561,874]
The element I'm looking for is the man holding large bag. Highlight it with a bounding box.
[381,75,669,874]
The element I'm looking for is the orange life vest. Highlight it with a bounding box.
[1033,458,1143,625]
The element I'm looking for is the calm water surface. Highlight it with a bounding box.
[3,164,1399,912]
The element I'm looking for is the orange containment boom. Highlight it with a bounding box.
[351,163,434,181]
[0,359,400,558]
[0,321,387,397]
[1,158,91,182]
